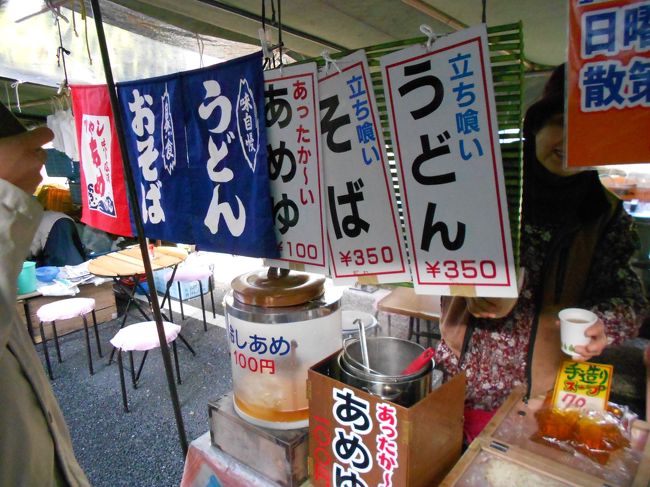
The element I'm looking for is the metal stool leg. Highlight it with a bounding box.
[178,282,184,320]
[39,320,53,380]
[134,351,149,385]
[91,309,103,358]
[52,321,62,363]
[407,317,415,341]
[117,350,129,412]
[82,314,94,375]
[425,320,433,348]
[172,341,181,385]
[129,351,137,389]
[177,333,196,356]
[199,281,207,331]
[209,276,216,318]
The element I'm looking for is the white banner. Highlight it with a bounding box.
[380,25,517,297]
[264,63,329,274]
[319,50,411,285]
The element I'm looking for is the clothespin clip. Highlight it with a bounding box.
[321,50,342,75]
[420,24,438,51]
[56,80,69,96]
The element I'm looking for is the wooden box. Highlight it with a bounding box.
[307,352,465,487]
[208,393,309,486]
[16,281,117,342]
[442,387,650,486]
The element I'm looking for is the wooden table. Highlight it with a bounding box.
[88,246,194,361]
[88,245,188,322]
[376,286,442,346]
[16,290,42,343]
[88,246,188,278]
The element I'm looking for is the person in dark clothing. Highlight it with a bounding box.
[437,64,648,442]
[28,210,86,267]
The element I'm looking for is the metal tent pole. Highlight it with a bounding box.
[89,0,188,457]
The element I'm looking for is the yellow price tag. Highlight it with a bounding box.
[551,360,613,412]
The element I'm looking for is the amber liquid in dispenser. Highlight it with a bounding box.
[234,395,309,423]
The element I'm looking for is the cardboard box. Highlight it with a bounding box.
[17,281,116,342]
[208,393,309,486]
[307,352,465,487]
[441,387,650,486]
[153,269,210,301]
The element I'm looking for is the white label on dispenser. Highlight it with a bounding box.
[226,310,342,421]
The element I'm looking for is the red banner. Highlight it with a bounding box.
[71,85,133,236]
[567,0,650,167]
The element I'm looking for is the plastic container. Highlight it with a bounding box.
[224,267,342,429]
[17,261,37,294]
[35,266,59,282]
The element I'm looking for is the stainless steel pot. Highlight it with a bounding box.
[338,336,435,407]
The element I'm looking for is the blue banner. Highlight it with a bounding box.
[182,52,278,258]
[116,52,278,258]
[117,74,192,242]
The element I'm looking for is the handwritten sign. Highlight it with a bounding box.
[71,84,133,237]
[319,50,410,285]
[380,25,517,297]
[552,360,613,412]
[313,386,400,487]
[567,0,650,167]
[264,63,329,274]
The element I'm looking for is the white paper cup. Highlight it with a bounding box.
[559,308,598,358]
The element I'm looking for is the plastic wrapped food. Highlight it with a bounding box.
[532,392,634,465]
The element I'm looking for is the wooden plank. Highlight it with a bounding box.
[376,286,441,321]
[88,246,187,277]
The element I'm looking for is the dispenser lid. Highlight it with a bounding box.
[231,267,326,307]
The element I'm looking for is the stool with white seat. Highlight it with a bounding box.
[164,264,215,331]
[36,297,102,379]
[110,320,181,412]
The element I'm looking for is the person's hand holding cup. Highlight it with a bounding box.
[559,308,607,361]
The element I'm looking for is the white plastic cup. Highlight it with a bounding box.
[559,308,598,358]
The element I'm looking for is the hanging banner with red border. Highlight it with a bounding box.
[70,84,133,237]
[263,62,329,274]
[567,0,650,167]
[380,25,517,297]
[319,50,411,285]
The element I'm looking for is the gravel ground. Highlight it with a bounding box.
[41,284,420,487]
[46,310,232,487]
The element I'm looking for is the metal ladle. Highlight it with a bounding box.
[355,318,370,371]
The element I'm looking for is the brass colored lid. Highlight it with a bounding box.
[231,267,326,307]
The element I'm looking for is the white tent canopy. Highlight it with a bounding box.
[1,0,564,122]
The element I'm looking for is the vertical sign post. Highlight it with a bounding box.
[319,50,411,285]
[264,63,329,274]
[380,26,517,297]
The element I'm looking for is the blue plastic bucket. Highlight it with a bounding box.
[17,261,37,294]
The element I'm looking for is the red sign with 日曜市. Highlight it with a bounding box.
[567,0,650,168]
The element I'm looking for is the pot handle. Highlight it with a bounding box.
[267,266,290,280]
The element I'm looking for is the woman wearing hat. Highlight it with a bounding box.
[437,64,648,442]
